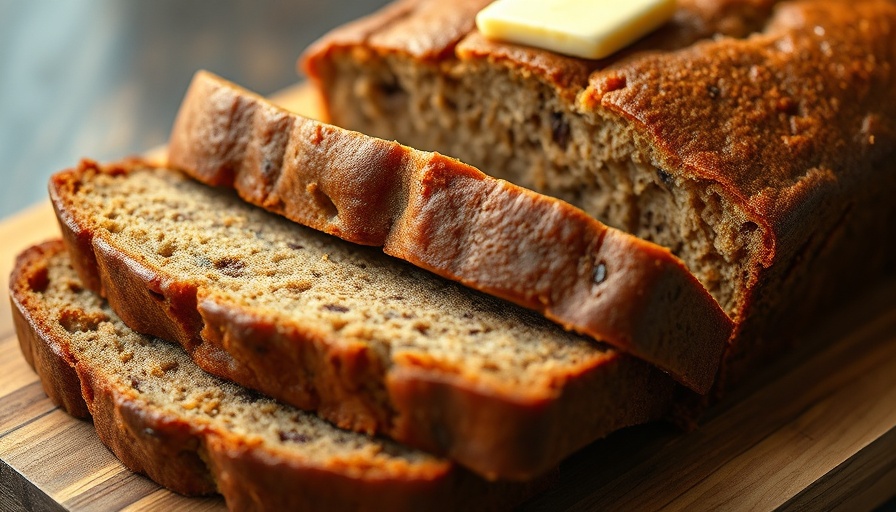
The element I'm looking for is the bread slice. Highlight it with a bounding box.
[301,0,896,387]
[10,241,546,510]
[166,70,732,394]
[49,160,676,480]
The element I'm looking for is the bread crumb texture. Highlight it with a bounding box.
[28,246,445,474]
[74,167,611,390]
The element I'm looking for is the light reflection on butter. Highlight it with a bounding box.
[476,0,677,60]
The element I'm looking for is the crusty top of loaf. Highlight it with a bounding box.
[302,0,896,269]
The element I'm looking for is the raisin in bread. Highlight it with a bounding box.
[167,70,732,394]
[11,241,547,511]
[302,0,896,387]
[49,160,676,480]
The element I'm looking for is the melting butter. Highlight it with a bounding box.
[476,0,676,59]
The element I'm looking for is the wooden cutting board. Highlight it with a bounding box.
[1,84,895,511]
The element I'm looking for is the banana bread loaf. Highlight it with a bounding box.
[302,0,896,387]
[10,241,543,511]
[167,70,732,394]
[49,160,676,480]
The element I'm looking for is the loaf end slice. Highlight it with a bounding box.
[10,240,547,510]
[167,70,732,393]
[48,160,676,479]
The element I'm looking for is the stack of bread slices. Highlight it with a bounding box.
[10,0,896,509]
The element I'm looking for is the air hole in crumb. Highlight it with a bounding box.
[593,262,608,286]
[236,388,263,403]
[306,182,338,219]
[287,242,304,250]
[378,79,404,97]
[58,308,108,333]
[278,430,310,443]
[323,304,349,313]
[656,168,674,187]
[551,112,571,149]
[740,221,759,235]
[375,77,407,109]
[130,377,142,392]
[27,266,50,293]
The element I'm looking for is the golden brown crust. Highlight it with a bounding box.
[48,160,678,480]
[592,0,896,265]
[202,433,547,511]
[302,0,492,63]
[10,241,546,510]
[300,0,896,395]
[303,0,782,100]
[387,349,674,476]
[167,71,732,394]
[10,241,218,496]
[304,0,896,279]
[10,242,91,419]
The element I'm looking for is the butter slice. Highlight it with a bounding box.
[476,0,676,60]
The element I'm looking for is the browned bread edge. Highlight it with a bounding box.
[9,240,548,510]
[167,70,733,393]
[48,160,677,480]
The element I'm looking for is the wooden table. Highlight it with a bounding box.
[2,85,896,511]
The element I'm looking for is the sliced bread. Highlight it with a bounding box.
[166,70,732,393]
[301,0,896,387]
[11,241,545,511]
[49,160,676,480]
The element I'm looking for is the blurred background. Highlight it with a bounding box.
[0,0,390,219]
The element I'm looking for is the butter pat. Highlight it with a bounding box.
[476,0,676,60]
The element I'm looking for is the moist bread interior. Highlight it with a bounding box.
[80,167,612,390]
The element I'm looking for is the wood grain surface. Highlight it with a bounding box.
[2,85,895,511]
